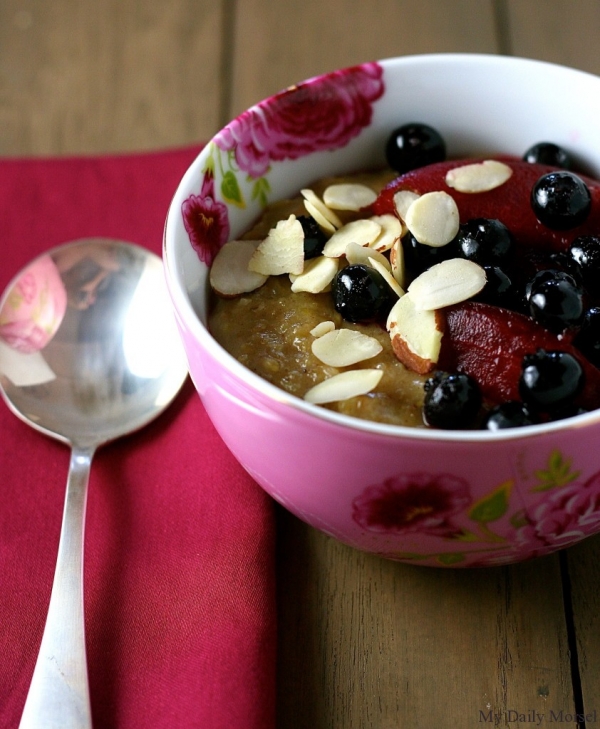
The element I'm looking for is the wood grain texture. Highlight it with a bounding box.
[228,0,499,118]
[276,510,574,729]
[0,0,224,156]
[506,0,600,74]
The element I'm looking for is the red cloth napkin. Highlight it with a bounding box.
[0,149,276,728]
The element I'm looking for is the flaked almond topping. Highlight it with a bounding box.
[301,188,343,229]
[290,255,339,293]
[209,240,269,297]
[393,189,420,221]
[248,214,305,275]
[386,293,444,375]
[407,258,487,310]
[367,257,405,298]
[445,160,513,193]
[389,237,406,289]
[310,320,336,338]
[404,191,460,248]
[311,328,383,367]
[368,214,403,253]
[322,183,378,211]
[304,200,337,234]
[345,241,391,271]
[303,369,383,404]
[322,218,382,258]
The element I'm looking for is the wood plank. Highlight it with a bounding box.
[242,2,575,727]
[229,0,499,117]
[561,538,600,716]
[0,0,224,156]
[506,0,600,74]
[276,509,574,728]
[236,2,581,727]
[504,1,600,718]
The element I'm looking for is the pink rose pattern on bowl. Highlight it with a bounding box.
[182,63,384,266]
[214,63,385,178]
[171,57,600,567]
[355,450,597,567]
[182,169,231,266]
[0,255,67,354]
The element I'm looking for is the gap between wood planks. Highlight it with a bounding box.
[492,0,514,57]
[560,551,588,729]
[218,0,237,130]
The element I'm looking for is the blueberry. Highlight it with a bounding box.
[331,264,394,323]
[423,371,482,429]
[483,401,538,430]
[403,232,452,274]
[297,215,327,259]
[476,266,518,309]
[523,142,572,170]
[547,250,583,282]
[568,235,600,292]
[385,123,446,174]
[524,269,579,302]
[519,349,584,412]
[454,218,515,265]
[573,307,600,367]
[531,171,591,230]
[526,269,584,332]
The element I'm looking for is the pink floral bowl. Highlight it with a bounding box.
[164,54,600,567]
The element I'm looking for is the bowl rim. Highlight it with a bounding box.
[164,52,600,444]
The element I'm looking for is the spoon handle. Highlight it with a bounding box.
[19,446,95,729]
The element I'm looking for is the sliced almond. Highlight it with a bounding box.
[248,215,305,275]
[368,214,403,253]
[407,258,487,310]
[367,257,404,298]
[310,320,336,338]
[386,293,444,374]
[345,241,391,271]
[404,191,460,248]
[304,369,383,404]
[311,328,383,367]
[301,189,343,229]
[445,160,513,193]
[209,240,269,297]
[389,237,406,289]
[304,200,337,234]
[393,189,420,221]
[322,218,382,258]
[290,255,339,293]
[323,183,377,211]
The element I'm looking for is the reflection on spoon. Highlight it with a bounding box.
[0,238,189,729]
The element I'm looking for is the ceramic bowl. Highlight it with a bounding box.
[163,54,600,567]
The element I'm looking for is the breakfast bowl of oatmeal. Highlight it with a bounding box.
[163,54,600,567]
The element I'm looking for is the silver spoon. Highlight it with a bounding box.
[0,238,188,729]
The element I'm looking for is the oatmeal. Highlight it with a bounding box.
[209,170,427,428]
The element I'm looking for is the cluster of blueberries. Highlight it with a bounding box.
[299,123,600,430]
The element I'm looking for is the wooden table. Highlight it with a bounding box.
[2,2,600,726]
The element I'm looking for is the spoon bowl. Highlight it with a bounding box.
[0,238,188,728]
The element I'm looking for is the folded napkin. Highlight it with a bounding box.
[0,149,276,728]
